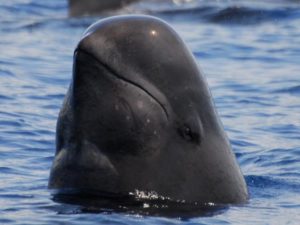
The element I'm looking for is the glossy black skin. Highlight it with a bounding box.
[49,15,248,204]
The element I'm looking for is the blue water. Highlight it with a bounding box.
[1,0,300,224]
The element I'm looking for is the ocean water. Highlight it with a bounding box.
[0,0,300,224]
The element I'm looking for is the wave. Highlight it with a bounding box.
[207,6,298,24]
[116,0,300,25]
[246,175,300,194]
[1,0,299,31]
[154,5,300,25]
[273,85,300,95]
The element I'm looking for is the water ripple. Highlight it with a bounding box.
[1,0,300,224]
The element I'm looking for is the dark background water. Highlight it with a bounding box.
[0,0,300,224]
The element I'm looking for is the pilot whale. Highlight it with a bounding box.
[48,15,248,204]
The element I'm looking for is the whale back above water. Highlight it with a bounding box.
[49,15,248,204]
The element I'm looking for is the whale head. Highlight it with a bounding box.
[49,15,248,204]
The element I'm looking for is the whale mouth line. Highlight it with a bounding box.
[75,48,169,120]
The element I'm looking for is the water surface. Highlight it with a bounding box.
[0,0,300,224]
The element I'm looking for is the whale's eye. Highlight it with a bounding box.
[178,124,201,145]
